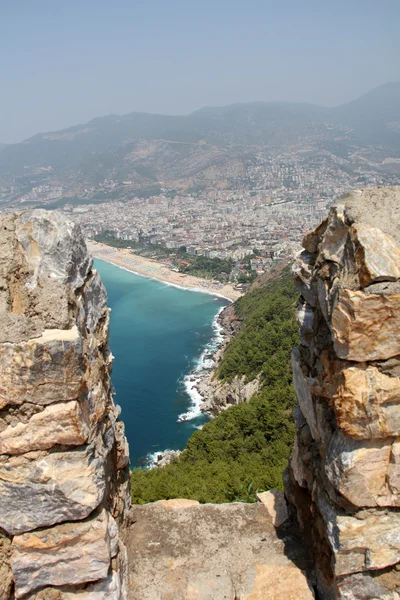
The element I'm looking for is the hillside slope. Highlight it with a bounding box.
[1,82,399,200]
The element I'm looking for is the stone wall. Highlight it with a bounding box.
[286,187,400,600]
[0,211,130,599]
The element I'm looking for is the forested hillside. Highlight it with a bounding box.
[131,266,298,503]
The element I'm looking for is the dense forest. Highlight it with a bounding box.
[130,266,299,503]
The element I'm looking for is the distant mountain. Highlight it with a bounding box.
[0,82,399,197]
[0,144,6,153]
[330,81,400,144]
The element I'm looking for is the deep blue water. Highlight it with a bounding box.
[94,259,228,467]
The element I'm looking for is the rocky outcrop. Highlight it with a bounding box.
[198,372,260,414]
[0,211,130,598]
[286,187,400,599]
[197,303,262,414]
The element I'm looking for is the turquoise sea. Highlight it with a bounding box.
[94,259,228,467]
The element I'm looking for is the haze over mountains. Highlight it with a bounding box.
[1,82,399,205]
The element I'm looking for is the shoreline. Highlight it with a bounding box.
[89,239,235,468]
[177,305,227,422]
[87,240,242,303]
[144,306,231,468]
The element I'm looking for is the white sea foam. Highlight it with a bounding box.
[143,449,173,469]
[177,307,225,422]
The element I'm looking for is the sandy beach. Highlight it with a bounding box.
[86,240,243,302]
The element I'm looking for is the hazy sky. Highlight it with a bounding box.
[1,0,399,143]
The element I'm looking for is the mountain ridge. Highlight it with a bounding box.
[6,81,400,147]
[12,81,400,144]
[1,82,399,202]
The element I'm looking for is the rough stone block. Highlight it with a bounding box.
[318,493,400,576]
[331,289,400,361]
[292,251,317,307]
[325,431,399,507]
[292,348,318,440]
[11,509,112,597]
[0,326,85,410]
[15,210,92,291]
[297,302,314,347]
[335,511,400,576]
[81,269,108,333]
[0,443,105,534]
[322,363,400,439]
[302,217,328,254]
[0,400,90,455]
[257,490,289,527]
[319,207,349,266]
[352,223,400,288]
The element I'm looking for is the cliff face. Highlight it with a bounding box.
[286,187,400,599]
[0,211,130,599]
[195,303,259,415]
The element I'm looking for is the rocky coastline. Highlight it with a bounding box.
[187,302,261,416]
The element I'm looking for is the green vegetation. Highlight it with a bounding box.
[179,255,233,281]
[237,272,257,284]
[217,270,298,382]
[131,266,298,504]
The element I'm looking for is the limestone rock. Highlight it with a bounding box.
[0,326,85,410]
[256,490,289,527]
[388,442,400,496]
[0,400,91,455]
[62,573,123,599]
[0,533,12,600]
[302,217,328,254]
[115,421,130,470]
[290,435,309,488]
[0,443,105,534]
[243,563,314,599]
[297,302,314,347]
[331,288,400,361]
[292,251,317,307]
[291,348,318,440]
[344,187,400,246]
[197,372,260,414]
[15,209,91,291]
[319,206,349,266]
[333,510,400,576]
[28,573,123,600]
[81,269,108,333]
[321,362,400,439]
[124,501,314,600]
[0,210,130,597]
[153,499,200,509]
[0,215,72,345]
[337,569,400,600]
[11,509,112,597]
[351,223,400,287]
[288,189,400,598]
[325,432,399,507]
